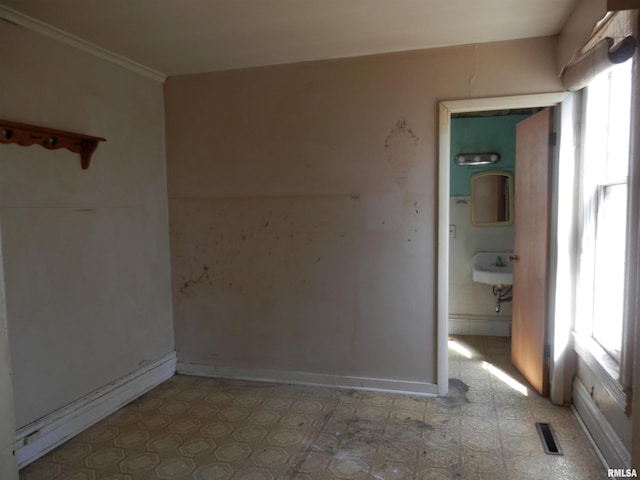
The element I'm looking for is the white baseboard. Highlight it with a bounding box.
[573,377,630,469]
[176,362,438,397]
[16,352,176,469]
[448,314,511,337]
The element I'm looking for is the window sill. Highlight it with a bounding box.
[573,332,629,414]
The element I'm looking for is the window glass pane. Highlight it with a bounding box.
[607,60,632,180]
[592,183,627,362]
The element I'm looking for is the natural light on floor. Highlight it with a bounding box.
[482,361,529,396]
[449,339,529,395]
[448,339,473,358]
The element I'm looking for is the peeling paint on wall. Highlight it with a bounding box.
[384,118,420,171]
[383,118,421,187]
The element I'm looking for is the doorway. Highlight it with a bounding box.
[447,110,530,338]
[436,93,570,397]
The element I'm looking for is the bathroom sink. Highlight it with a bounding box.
[472,252,514,287]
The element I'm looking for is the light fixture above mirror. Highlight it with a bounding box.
[455,152,501,166]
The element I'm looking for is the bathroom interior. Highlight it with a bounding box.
[448,109,538,338]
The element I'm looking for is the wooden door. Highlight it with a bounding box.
[512,107,553,396]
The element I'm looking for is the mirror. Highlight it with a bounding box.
[471,171,513,226]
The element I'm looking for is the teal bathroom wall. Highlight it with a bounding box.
[450,114,530,196]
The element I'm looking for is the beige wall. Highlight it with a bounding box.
[0,21,174,428]
[0,230,17,476]
[165,36,563,388]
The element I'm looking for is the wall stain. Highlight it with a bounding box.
[384,118,420,174]
[384,119,419,149]
[180,265,211,294]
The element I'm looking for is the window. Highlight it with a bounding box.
[576,58,633,367]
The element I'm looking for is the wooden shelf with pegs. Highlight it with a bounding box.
[0,119,105,169]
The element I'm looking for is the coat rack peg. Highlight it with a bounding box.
[0,119,105,169]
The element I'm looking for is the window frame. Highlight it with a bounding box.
[574,56,635,398]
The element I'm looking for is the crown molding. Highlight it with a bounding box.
[0,4,167,83]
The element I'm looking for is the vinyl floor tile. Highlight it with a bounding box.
[20,336,606,479]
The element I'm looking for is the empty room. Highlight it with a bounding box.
[1,0,639,479]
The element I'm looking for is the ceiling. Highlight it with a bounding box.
[1,0,579,77]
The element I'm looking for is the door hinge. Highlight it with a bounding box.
[549,132,557,146]
[544,344,551,358]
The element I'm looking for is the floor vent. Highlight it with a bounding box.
[536,422,563,455]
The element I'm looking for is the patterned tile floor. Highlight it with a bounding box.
[20,336,606,479]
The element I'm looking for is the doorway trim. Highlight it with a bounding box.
[437,92,570,396]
